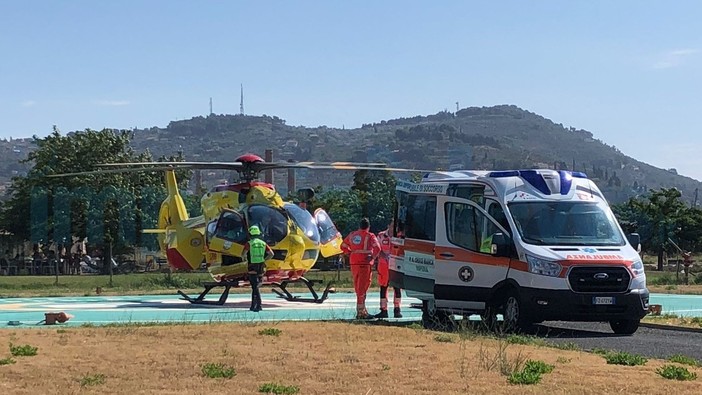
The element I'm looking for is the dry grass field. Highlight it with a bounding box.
[1,322,701,394]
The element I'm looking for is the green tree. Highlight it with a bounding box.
[0,127,191,272]
[351,170,396,232]
[613,188,699,270]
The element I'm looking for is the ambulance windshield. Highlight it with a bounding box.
[508,201,625,246]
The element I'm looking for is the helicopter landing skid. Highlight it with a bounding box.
[270,277,334,304]
[177,281,238,306]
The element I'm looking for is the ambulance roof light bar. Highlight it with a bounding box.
[487,170,588,179]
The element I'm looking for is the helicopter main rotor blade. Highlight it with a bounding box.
[96,162,245,170]
[44,166,185,178]
[296,164,434,172]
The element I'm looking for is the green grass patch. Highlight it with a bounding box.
[9,343,38,357]
[657,364,697,381]
[523,360,555,374]
[591,347,610,355]
[79,373,106,387]
[667,354,699,367]
[201,362,236,379]
[433,334,455,343]
[258,382,301,394]
[508,369,542,385]
[258,327,282,337]
[505,334,546,347]
[603,351,648,366]
[0,271,358,297]
[550,341,581,351]
[0,357,16,365]
[508,359,555,385]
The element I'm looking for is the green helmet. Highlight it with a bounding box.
[249,225,261,236]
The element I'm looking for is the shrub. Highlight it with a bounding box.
[508,369,542,385]
[668,354,699,367]
[258,328,282,337]
[434,334,455,343]
[523,360,555,374]
[657,364,697,381]
[0,357,16,365]
[603,351,647,366]
[258,383,300,394]
[9,343,38,357]
[201,363,236,379]
[79,374,106,387]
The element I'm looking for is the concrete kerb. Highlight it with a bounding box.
[640,322,702,333]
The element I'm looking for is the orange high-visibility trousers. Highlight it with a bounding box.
[377,257,389,287]
[351,264,372,305]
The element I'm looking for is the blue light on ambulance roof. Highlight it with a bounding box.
[571,171,588,178]
[488,170,520,178]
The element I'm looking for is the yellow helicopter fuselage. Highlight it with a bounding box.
[154,171,343,284]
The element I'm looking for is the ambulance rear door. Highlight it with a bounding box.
[434,196,512,312]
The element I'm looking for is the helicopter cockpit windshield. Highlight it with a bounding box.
[284,203,321,243]
[246,205,288,245]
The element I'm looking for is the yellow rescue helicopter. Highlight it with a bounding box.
[57,154,421,305]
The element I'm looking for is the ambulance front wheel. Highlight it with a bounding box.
[488,289,532,333]
[609,319,640,335]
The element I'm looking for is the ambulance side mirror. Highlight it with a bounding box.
[626,233,641,253]
[491,232,512,257]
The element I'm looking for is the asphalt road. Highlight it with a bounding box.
[533,321,702,360]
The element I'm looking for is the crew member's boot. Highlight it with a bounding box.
[375,296,389,318]
[356,305,371,319]
[374,309,389,319]
[394,307,403,318]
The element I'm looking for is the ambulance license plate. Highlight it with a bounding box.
[593,296,615,305]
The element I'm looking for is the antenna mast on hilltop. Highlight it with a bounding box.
[240,84,244,115]
[209,97,213,115]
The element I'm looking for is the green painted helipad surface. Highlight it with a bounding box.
[0,293,696,328]
[0,292,422,328]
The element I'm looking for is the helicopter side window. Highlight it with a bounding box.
[284,203,320,244]
[315,209,340,245]
[214,211,247,244]
[246,205,289,245]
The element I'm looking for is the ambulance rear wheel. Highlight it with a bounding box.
[609,319,639,335]
[421,301,454,330]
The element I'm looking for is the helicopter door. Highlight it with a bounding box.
[208,210,247,259]
[314,208,343,258]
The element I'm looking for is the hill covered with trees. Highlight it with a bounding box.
[2,105,700,204]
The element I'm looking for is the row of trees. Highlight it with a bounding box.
[0,128,198,270]
[613,188,702,270]
[3,127,698,275]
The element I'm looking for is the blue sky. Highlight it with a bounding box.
[1,1,701,180]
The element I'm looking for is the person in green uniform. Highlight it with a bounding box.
[243,225,274,312]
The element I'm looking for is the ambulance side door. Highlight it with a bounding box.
[434,196,511,311]
[396,193,437,296]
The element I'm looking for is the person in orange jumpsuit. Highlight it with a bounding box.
[341,217,381,319]
[374,220,403,318]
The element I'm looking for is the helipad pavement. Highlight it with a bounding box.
[0,292,697,328]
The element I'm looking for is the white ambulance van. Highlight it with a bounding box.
[389,169,648,334]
